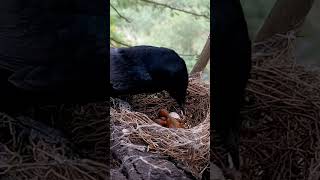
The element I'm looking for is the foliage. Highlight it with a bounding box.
[111,0,317,79]
[110,0,210,79]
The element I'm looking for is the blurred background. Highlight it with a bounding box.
[242,0,320,70]
[110,0,320,82]
[110,0,210,80]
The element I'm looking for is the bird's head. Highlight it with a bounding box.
[152,48,189,111]
[134,46,189,111]
[166,71,188,111]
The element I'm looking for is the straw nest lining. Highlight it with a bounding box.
[110,73,210,178]
[235,31,320,179]
[0,29,319,180]
[0,111,109,180]
[111,29,320,179]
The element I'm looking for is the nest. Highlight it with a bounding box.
[110,73,210,178]
[235,31,320,179]
[0,29,320,180]
[111,29,320,179]
[0,103,109,180]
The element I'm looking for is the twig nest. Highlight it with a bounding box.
[122,129,131,135]
[110,73,210,179]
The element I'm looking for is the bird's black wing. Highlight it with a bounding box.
[110,48,152,94]
[0,2,107,92]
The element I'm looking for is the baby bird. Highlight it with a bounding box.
[155,109,185,128]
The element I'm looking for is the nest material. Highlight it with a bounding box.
[0,112,108,180]
[238,31,320,179]
[111,30,320,180]
[110,73,210,178]
[0,29,320,180]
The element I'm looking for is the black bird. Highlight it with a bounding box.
[0,1,107,111]
[212,0,252,170]
[110,46,189,109]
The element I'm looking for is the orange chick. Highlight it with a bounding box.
[156,109,185,128]
[159,109,170,118]
[154,118,168,127]
[166,117,184,128]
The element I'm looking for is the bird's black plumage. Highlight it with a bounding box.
[212,0,252,169]
[110,46,189,108]
[0,1,108,110]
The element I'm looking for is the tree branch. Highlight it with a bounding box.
[110,37,132,47]
[110,3,131,23]
[139,0,210,19]
[191,35,210,74]
[179,54,198,57]
[255,0,314,42]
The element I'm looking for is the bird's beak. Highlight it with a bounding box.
[180,103,186,114]
[168,90,186,114]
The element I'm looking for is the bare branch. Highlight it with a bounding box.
[255,0,314,42]
[110,3,131,23]
[191,35,210,74]
[139,0,210,19]
[110,37,132,47]
[109,41,198,58]
[179,54,198,57]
